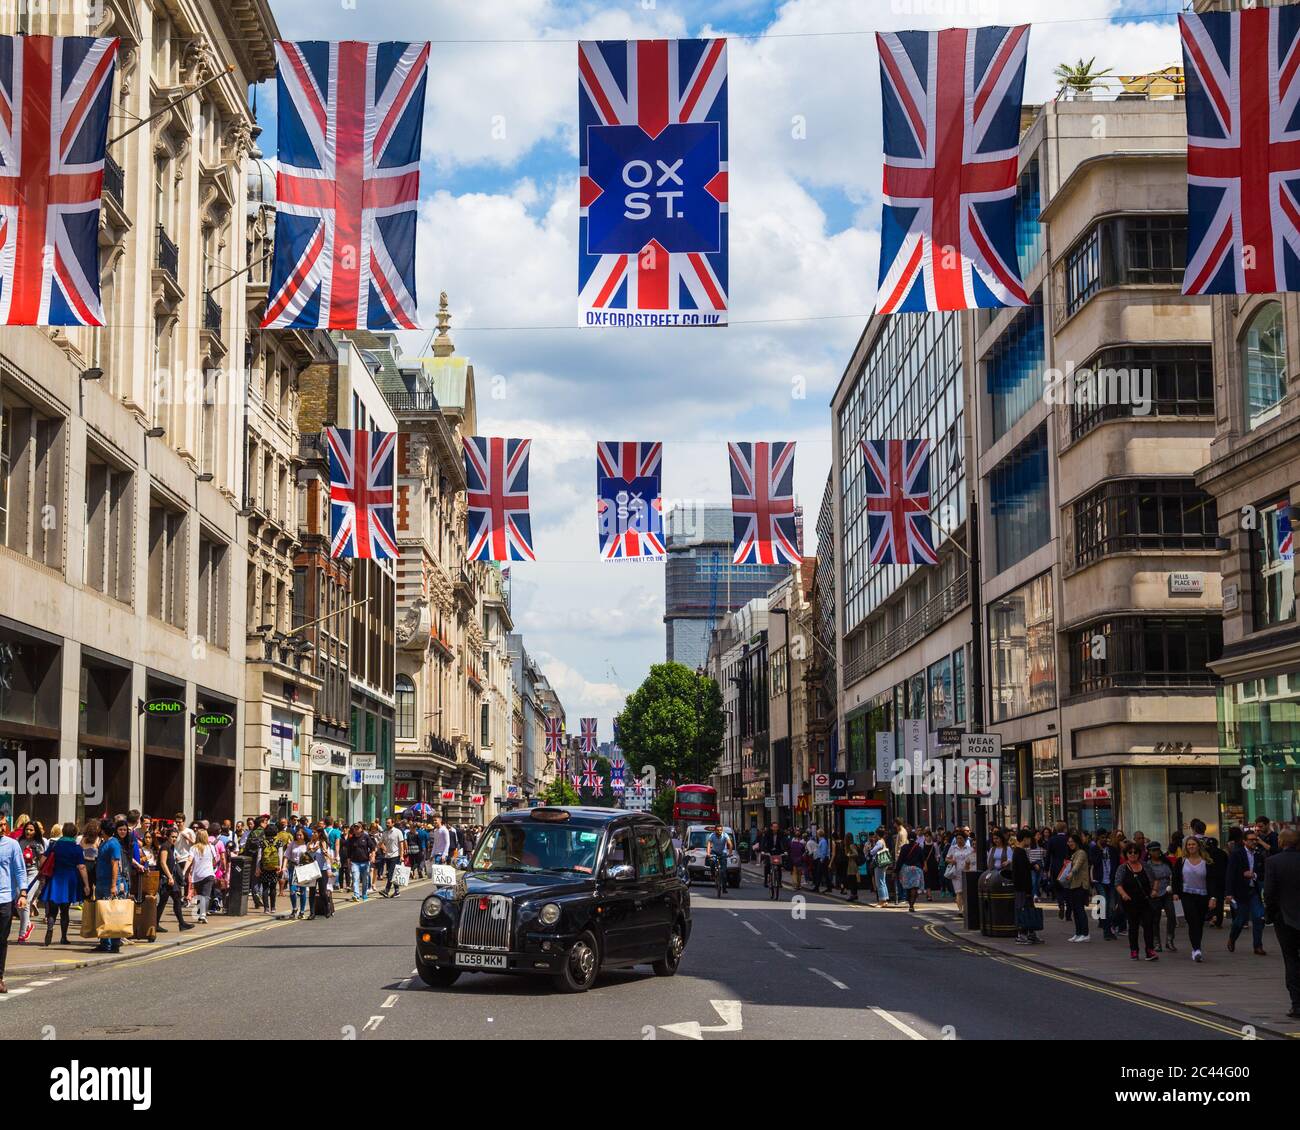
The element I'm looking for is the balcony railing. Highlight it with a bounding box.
[843,571,968,687]
[103,153,124,209]
[203,290,222,336]
[156,224,179,280]
[383,389,441,415]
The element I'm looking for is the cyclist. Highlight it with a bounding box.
[705,824,733,897]
[760,822,789,900]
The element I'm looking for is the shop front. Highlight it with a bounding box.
[1064,764,1221,843]
[269,766,300,823]
[1218,674,1300,832]
[78,648,132,825]
[0,619,63,829]
[193,692,237,823]
[310,741,350,823]
[142,674,186,818]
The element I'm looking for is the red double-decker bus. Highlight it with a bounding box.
[672,783,719,826]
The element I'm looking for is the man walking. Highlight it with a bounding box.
[1263,829,1300,1019]
[430,816,452,865]
[380,819,407,897]
[0,830,27,993]
[1227,826,1268,956]
[346,823,375,900]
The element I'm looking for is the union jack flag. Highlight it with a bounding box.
[581,759,601,789]
[264,40,429,330]
[589,777,604,798]
[580,718,597,753]
[579,39,728,325]
[0,35,117,327]
[1180,8,1300,295]
[463,437,536,562]
[570,772,583,793]
[875,25,1030,313]
[597,442,665,560]
[324,427,398,559]
[861,439,937,566]
[1279,504,1294,563]
[545,717,565,754]
[729,441,801,566]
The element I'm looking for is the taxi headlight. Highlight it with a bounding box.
[539,902,561,927]
[421,895,444,920]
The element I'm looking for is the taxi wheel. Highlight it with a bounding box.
[553,930,600,993]
[418,964,461,989]
[653,920,686,977]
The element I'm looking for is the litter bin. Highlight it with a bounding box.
[978,868,1017,938]
[226,854,251,916]
[964,871,982,931]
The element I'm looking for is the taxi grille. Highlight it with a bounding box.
[457,897,512,951]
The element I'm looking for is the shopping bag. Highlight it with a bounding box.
[141,871,160,897]
[96,898,135,939]
[428,863,457,887]
[392,863,411,888]
[132,895,157,941]
[294,860,322,886]
[80,899,99,938]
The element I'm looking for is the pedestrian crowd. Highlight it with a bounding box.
[751,814,1300,1019]
[0,808,482,994]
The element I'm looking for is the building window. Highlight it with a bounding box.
[989,572,1056,723]
[84,450,133,602]
[1243,302,1287,430]
[480,700,490,747]
[1069,616,1222,695]
[395,675,415,740]
[1064,214,1188,317]
[953,646,966,724]
[927,654,953,731]
[1073,479,1218,567]
[1253,497,1296,630]
[989,425,1050,574]
[1069,345,1214,440]
[147,497,187,628]
[196,533,229,649]
[0,395,65,568]
[985,298,1045,440]
[1015,157,1044,280]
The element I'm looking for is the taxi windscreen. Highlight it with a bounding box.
[472,823,604,875]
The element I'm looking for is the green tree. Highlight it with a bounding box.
[540,777,580,806]
[616,662,725,790]
[651,789,676,825]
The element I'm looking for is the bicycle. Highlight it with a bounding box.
[767,853,783,901]
[708,853,726,898]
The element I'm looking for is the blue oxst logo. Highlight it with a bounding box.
[585,122,723,255]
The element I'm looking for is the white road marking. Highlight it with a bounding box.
[362,1015,385,1032]
[808,967,849,990]
[26,980,52,987]
[742,921,761,936]
[817,917,852,932]
[870,1006,927,1040]
[660,1000,744,1040]
[767,940,796,959]
[381,994,399,1008]
[0,988,33,999]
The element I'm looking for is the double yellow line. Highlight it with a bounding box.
[920,921,1266,1039]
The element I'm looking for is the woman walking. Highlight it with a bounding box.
[921,830,941,902]
[1115,843,1158,960]
[189,829,217,923]
[843,832,861,901]
[830,832,846,894]
[1146,844,1176,952]
[1065,833,1092,941]
[155,827,193,933]
[787,830,805,892]
[286,828,313,920]
[946,830,976,913]
[1172,835,1216,963]
[897,838,925,911]
[15,822,45,942]
[42,826,89,946]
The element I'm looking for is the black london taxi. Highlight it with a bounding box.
[415,807,691,993]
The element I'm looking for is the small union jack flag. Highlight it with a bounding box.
[589,777,604,798]
[729,441,801,566]
[570,772,583,793]
[0,35,118,326]
[597,442,665,560]
[464,436,535,562]
[581,759,601,789]
[264,40,429,329]
[325,427,398,559]
[580,718,598,754]
[875,25,1030,313]
[861,439,937,566]
[1279,504,1294,563]
[579,39,728,325]
[1180,8,1300,295]
[545,717,565,754]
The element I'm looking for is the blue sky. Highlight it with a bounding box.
[262,0,1184,734]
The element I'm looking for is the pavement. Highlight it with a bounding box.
[776,866,1300,1041]
[0,861,1292,1041]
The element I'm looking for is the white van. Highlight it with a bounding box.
[683,825,741,888]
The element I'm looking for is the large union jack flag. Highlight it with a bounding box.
[545,717,565,755]
[579,39,728,326]
[463,436,536,562]
[597,442,665,560]
[861,439,937,566]
[729,441,801,566]
[324,427,398,559]
[1180,8,1300,295]
[0,35,117,327]
[875,25,1030,313]
[264,40,429,330]
[580,718,598,754]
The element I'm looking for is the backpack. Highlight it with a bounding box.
[261,836,281,870]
